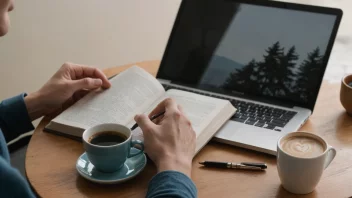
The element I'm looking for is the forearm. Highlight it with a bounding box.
[157,157,192,178]
[24,92,48,121]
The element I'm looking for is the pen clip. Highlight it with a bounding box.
[240,162,267,169]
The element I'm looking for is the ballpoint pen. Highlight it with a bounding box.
[199,161,267,170]
[131,111,166,130]
[108,74,118,80]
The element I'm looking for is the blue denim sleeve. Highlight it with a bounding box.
[0,156,36,198]
[0,93,34,143]
[0,94,36,197]
[146,171,197,198]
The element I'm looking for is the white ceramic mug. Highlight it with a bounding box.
[277,132,336,194]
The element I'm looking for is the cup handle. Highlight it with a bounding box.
[324,146,336,169]
[128,140,144,158]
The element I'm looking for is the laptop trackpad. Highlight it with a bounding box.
[215,121,282,152]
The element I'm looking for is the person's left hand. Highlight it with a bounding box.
[24,62,111,120]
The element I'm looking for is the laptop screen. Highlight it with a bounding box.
[157,0,341,110]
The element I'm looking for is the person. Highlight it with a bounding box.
[0,0,197,197]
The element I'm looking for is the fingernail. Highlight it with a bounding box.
[94,79,102,86]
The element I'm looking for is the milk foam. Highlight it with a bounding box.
[281,136,325,158]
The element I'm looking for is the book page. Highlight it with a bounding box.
[52,66,165,130]
[132,89,229,137]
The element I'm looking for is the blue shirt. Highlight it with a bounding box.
[0,94,197,198]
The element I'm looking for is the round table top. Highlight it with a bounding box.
[25,60,352,198]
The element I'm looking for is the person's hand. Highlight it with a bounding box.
[24,62,111,120]
[134,98,196,177]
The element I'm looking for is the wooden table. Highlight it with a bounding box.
[26,60,352,198]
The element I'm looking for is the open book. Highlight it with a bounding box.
[45,66,236,154]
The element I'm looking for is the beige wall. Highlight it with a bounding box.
[1,0,351,101]
[0,0,181,100]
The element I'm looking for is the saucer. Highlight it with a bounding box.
[76,148,147,184]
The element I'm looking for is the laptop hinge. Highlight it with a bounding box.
[157,78,171,84]
[161,81,297,109]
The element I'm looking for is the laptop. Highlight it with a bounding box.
[156,0,342,155]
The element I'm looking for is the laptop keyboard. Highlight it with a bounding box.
[162,84,297,131]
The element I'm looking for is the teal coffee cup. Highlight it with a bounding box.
[82,123,144,172]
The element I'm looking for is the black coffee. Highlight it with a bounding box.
[348,82,352,88]
[89,131,127,146]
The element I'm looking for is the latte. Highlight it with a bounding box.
[280,135,325,158]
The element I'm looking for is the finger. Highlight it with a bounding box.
[149,98,179,117]
[149,101,166,117]
[164,98,180,116]
[134,114,156,134]
[70,78,103,91]
[177,104,184,114]
[68,63,111,89]
[152,115,165,125]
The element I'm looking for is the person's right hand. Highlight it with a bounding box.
[134,98,196,177]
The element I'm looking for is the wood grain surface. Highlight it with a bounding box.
[25,60,352,198]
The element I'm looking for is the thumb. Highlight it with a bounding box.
[134,114,155,134]
[70,78,102,91]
